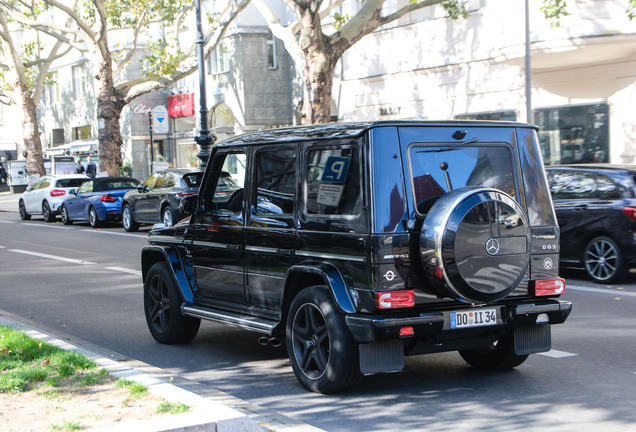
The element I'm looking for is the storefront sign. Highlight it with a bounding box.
[168,93,195,118]
[132,104,153,115]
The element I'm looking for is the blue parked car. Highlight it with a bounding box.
[59,176,140,228]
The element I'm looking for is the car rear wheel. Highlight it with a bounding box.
[583,235,627,284]
[122,204,139,232]
[60,205,73,225]
[89,206,101,228]
[42,200,55,222]
[459,333,528,370]
[144,262,200,344]
[286,286,362,394]
[162,207,175,227]
[19,200,31,220]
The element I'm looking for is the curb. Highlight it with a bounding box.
[0,312,267,432]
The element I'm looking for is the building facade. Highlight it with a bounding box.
[336,0,636,165]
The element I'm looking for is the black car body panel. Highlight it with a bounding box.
[122,168,202,227]
[547,164,636,283]
[142,121,571,393]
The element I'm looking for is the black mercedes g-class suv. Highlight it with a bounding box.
[141,121,572,393]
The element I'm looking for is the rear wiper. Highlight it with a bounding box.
[417,137,479,153]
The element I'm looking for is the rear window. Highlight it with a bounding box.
[183,172,203,188]
[56,178,87,188]
[96,180,139,191]
[408,144,515,214]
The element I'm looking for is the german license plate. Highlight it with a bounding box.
[450,308,498,329]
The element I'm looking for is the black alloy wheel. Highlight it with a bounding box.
[144,262,200,344]
[89,207,101,228]
[60,205,72,225]
[42,200,55,222]
[459,333,528,370]
[122,205,139,232]
[19,200,31,220]
[583,236,627,284]
[286,286,361,394]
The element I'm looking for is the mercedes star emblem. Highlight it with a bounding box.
[485,238,500,256]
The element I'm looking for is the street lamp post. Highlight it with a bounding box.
[194,0,215,167]
[525,0,533,125]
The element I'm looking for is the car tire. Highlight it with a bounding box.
[42,200,55,222]
[459,333,529,370]
[144,262,200,344]
[162,207,175,227]
[583,235,627,284]
[89,206,101,228]
[286,286,362,394]
[122,204,139,232]
[19,200,31,220]
[60,205,73,225]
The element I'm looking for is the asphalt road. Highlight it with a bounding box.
[1,210,636,431]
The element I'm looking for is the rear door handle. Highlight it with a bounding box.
[277,248,295,256]
[227,244,244,251]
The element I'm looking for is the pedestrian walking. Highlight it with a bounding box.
[86,156,97,178]
[75,159,85,174]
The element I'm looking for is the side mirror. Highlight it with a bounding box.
[137,185,146,193]
[180,194,199,216]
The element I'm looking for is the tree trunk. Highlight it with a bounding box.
[299,9,336,124]
[95,53,126,176]
[14,78,46,178]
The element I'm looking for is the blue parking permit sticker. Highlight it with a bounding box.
[320,157,350,183]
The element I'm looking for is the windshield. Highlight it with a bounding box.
[408,144,515,214]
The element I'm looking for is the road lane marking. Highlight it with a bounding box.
[9,249,96,265]
[537,349,578,358]
[21,223,74,230]
[105,266,142,276]
[567,285,636,298]
[81,229,146,238]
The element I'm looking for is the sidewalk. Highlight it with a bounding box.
[0,311,323,432]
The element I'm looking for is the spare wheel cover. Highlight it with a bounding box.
[420,187,529,303]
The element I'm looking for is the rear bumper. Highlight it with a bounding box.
[345,299,572,344]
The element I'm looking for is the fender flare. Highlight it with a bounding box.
[141,245,195,303]
[285,262,357,314]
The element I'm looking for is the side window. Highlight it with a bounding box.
[595,174,621,199]
[78,181,92,193]
[163,173,176,188]
[204,150,246,213]
[143,173,159,189]
[305,146,361,216]
[40,178,51,189]
[154,173,167,188]
[548,170,596,200]
[31,179,45,190]
[254,146,296,215]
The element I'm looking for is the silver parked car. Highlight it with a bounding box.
[19,174,90,222]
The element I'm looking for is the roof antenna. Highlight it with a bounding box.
[440,162,453,191]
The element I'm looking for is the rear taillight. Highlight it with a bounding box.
[100,194,117,202]
[622,206,636,222]
[375,290,415,309]
[529,278,566,296]
[177,192,197,198]
[50,189,66,197]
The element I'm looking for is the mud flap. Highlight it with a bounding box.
[359,340,404,374]
[514,325,551,355]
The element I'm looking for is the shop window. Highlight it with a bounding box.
[73,126,91,140]
[535,103,609,166]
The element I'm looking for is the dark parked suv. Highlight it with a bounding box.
[141,121,572,393]
[547,164,636,283]
[121,168,202,231]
